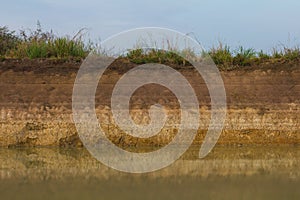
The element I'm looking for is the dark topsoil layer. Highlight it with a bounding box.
[1,57,300,73]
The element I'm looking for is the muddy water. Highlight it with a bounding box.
[0,145,300,200]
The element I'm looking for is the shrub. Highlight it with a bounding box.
[0,26,20,56]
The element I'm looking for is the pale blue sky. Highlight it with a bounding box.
[1,0,300,51]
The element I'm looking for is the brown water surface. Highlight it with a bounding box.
[0,145,299,200]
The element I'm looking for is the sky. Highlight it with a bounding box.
[1,0,300,51]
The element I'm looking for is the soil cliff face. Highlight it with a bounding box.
[0,59,299,147]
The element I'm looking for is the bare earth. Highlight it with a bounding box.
[0,59,299,147]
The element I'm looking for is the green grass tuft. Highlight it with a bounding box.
[208,44,232,66]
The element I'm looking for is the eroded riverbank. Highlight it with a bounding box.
[0,59,299,146]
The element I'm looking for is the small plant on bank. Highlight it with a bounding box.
[233,46,257,66]
[208,43,233,67]
[258,50,271,60]
[282,47,300,61]
[126,48,189,66]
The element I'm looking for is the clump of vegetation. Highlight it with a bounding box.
[233,46,257,66]
[208,43,300,69]
[0,26,20,56]
[271,47,300,61]
[208,43,233,66]
[126,48,191,66]
[1,22,91,59]
[126,43,300,70]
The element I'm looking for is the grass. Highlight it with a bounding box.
[1,22,91,60]
[208,44,233,66]
[125,44,300,70]
[126,48,191,65]
[0,23,300,69]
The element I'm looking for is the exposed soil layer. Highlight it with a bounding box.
[0,59,299,147]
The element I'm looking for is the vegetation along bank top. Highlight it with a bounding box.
[0,24,299,70]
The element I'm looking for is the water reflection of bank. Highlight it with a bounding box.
[0,145,300,180]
